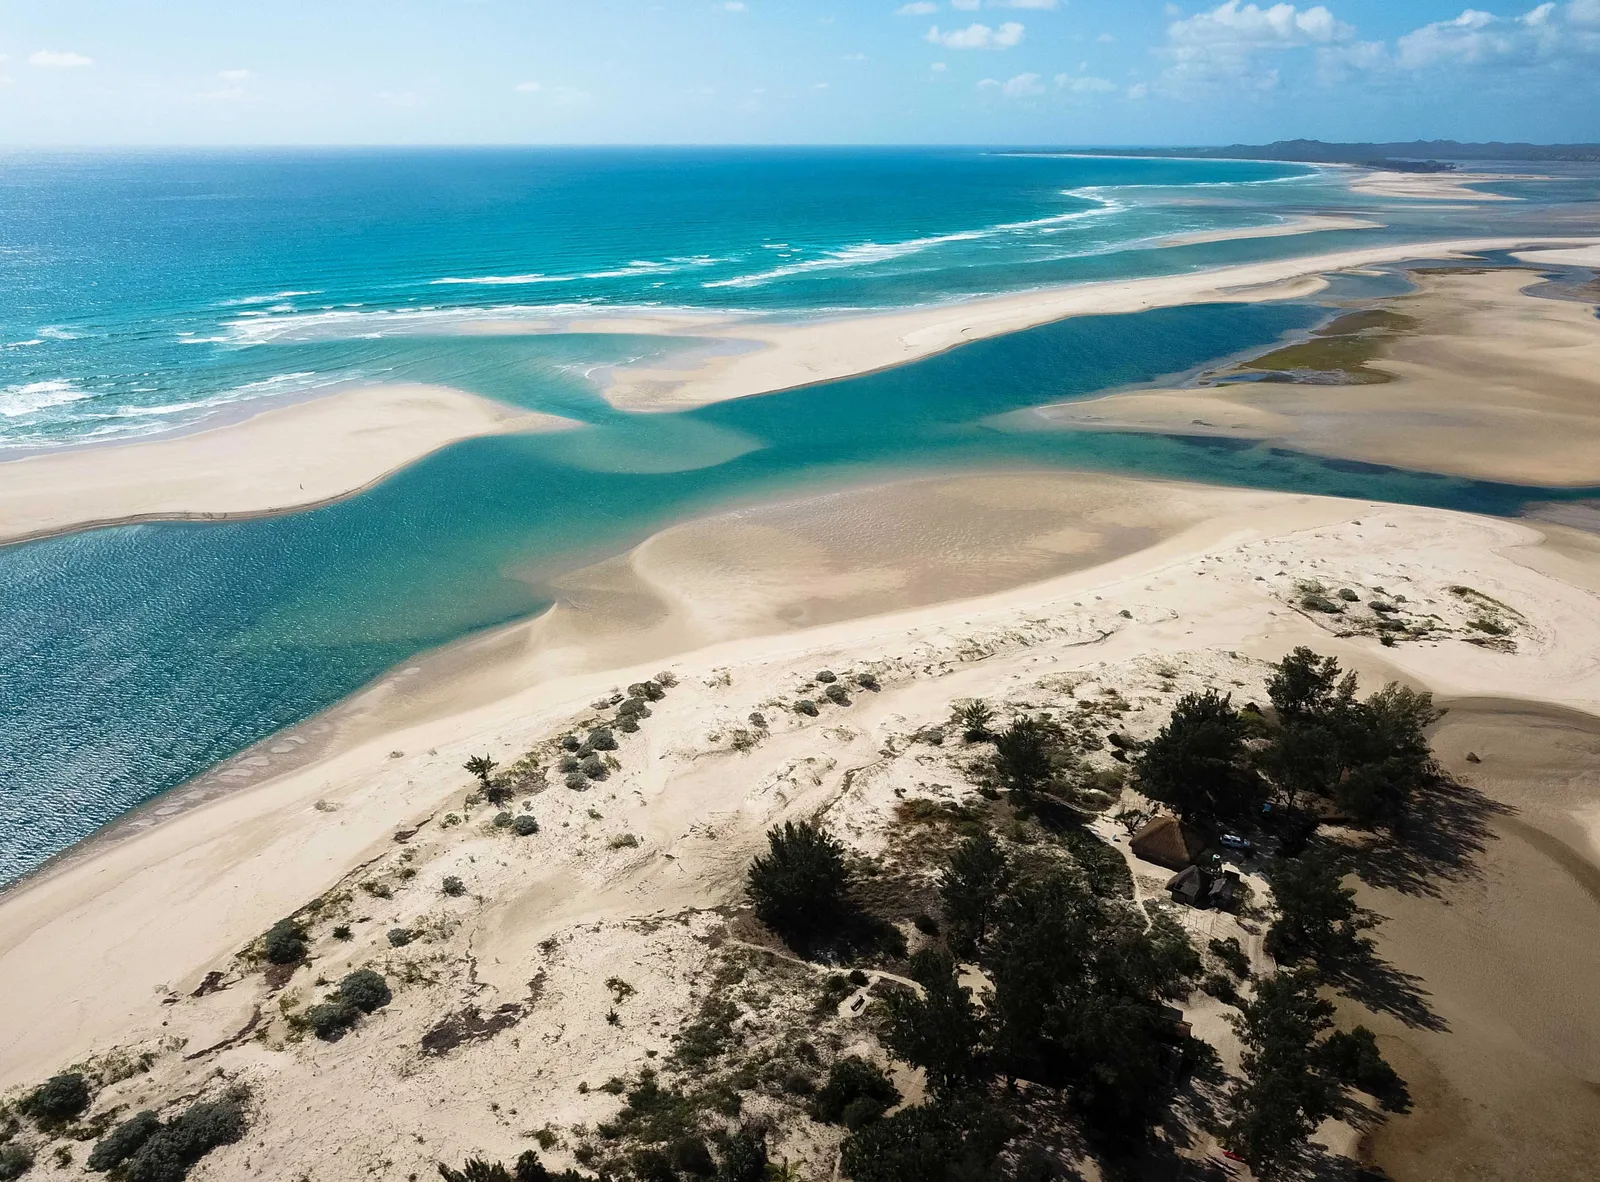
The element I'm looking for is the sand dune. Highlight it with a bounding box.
[2,467,1599,1182]
[0,383,579,546]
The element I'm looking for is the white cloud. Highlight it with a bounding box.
[29,50,93,68]
[515,81,543,92]
[723,1,746,10]
[1128,81,1150,98]
[218,69,250,82]
[1157,2,1352,95]
[931,60,948,70]
[980,71,1046,96]
[1055,72,1117,91]
[1097,32,1117,43]
[843,52,869,61]
[813,80,831,88]
[896,1,939,12]
[952,0,983,9]
[994,0,1059,7]
[1320,2,1600,80]
[926,21,1025,48]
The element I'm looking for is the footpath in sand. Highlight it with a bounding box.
[0,383,578,546]
[1,469,1598,1180]
[1020,265,1600,488]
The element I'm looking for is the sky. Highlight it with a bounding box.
[0,0,1597,146]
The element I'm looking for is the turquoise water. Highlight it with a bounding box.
[2,149,1598,884]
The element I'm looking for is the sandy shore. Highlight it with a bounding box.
[1346,169,1539,201]
[600,236,1600,411]
[1153,213,1383,248]
[0,383,579,545]
[1019,267,1600,487]
[1,466,1598,1178]
[1513,244,1600,267]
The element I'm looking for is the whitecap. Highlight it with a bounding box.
[0,380,93,417]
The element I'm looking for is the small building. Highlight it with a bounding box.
[1165,865,1241,912]
[1130,815,1207,870]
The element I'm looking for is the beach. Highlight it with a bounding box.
[0,467,1597,1179]
[1020,265,1600,486]
[0,383,578,546]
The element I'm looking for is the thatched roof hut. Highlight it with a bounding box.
[1130,815,1207,870]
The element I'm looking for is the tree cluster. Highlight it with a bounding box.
[840,830,1208,1179]
[87,1097,247,1182]
[1135,648,1442,832]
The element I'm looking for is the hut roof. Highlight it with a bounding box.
[1131,815,1207,870]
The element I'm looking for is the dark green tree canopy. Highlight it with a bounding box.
[746,820,851,945]
[1136,689,1262,825]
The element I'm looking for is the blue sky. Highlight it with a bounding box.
[2,1,1597,145]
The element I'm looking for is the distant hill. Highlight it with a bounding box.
[1038,139,1600,166]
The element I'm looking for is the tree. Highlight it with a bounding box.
[1335,683,1443,826]
[1264,851,1371,966]
[993,716,1056,797]
[1318,1027,1406,1110]
[883,950,985,1092]
[717,1131,767,1182]
[747,821,851,946]
[1259,720,1342,810]
[938,833,1012,957]
[1224,970,1342,1179]
[1267,647,1357,724]
[337,969,392,1013]
[1136,690,1261,825]
[262,918,306,965]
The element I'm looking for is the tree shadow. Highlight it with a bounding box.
[1321,939,1448,1034]
[1347,774,1512,899]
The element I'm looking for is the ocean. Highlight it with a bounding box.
[2,147,1597,884]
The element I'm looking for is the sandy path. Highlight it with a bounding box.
[0,383,580,545]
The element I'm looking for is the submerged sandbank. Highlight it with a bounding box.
[600,236,1600,412]
[0,383,579,545]
[1346,169,1541,201]
[1153,213,1383,248]
[1019,267,1600,487]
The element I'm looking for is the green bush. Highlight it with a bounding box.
[332,924,353,940]
[815,670,838,684]
[0,1145,33,1181]
[494,811,514,828]
[717,1132,767,1182]
[88,1109,162,1171]
[442,875,466,897]
[1201,972,1239,1004]
[19,1071,90,1124]
[558,755,580,773]
[823,684,851,706]
[122,1098,246,1182]
[565,772,589,790]
[580,755,607,780]
[387,927,414,948]
[262,918,307,965]
[793,699,818,717]
[307,999,359,1040]
[587,728,617,751]
[1209,936,1251,978]
[513,814,539,837]
[338,969,392,1013]
[811,1056,900,1124]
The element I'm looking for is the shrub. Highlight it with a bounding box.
[747,821,851,944]
[442,875,466,897]
[338,969,392,1013]
[89,1110,162,1172]
[565,772,589,790]
[912,912,939,936]
[855,673,881,691]
[815,670,838,683]
[608,833,639,850]
[669,1135,715,1176]
[332,924,353,940]
[0,1146,33,1182]
[1201,972,1239,1004]
[587,728,617,751]
[618,716,641,733]
[561,735,581,751]
[558,755,580,773]
[617,697,651,720]
[823,684,851,706]
[580,755,607,780]
[512,814,539,837]
[1209,936,1251,978]
[19,1071,90,1124]
[630,679,668,701]
[438,1149,587,1181]
[958,700,994,742]
[1337,588,1360,602]
[994,716,1055,796]
[794,699,818,717]
[494,811,513,828]
[387,927,414,948]
[262,918,307,965]
[811,1056,900,1124]
[122,1098,246,1182]
[717,1132,767,1182]
[307,998,359,1040]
